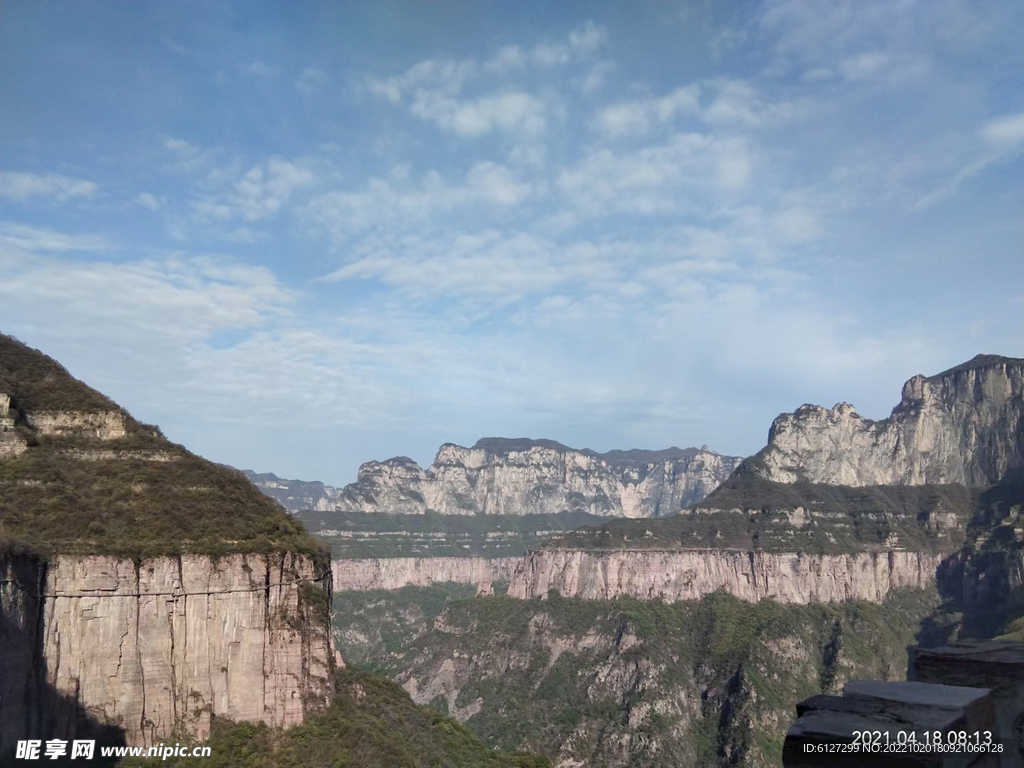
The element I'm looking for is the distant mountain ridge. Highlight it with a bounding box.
[470,437,709,466]
[241,469,344,512]
[247,439,743,517]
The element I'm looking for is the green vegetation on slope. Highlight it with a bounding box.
[0,334,121,413]
[931,476,1024,640]
[546,478,973,555]
[0,334,325,562]
[127,668,550,768]
[334,587,944,768]
[334,584,479,670]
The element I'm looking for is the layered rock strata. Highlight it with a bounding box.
[332,556,521,593]
[507,548,944,604]
[745,355,1023,487]
[330,548,942,606]
[334,440,743,517]
[0,552,333,750]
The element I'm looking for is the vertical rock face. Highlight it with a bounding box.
[0,552,333,749]
[0,393,26,457]
[331,556,522,593]
[506,549,944,603]
[333,440,743,517]
[744,355,1024,486]
[23,411,127,439]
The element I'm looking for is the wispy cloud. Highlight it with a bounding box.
[193,157,317,223]
[0,222,108,252]
[0,172,97,202]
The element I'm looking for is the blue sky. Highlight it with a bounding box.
[1,1,1021,485]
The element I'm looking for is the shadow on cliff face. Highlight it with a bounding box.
[915,475,1024,652]
[0,554,126,768]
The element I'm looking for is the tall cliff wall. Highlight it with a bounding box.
[332,556,521,594]
[334,439,743,517]
[507,548,944,604]
[0,552,333,750]
[744,355,1023,487]
[330,548,944,606]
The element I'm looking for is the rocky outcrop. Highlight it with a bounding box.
[0,393,25,457]
[744,355,1023,487]
[0,552,333,750]
[24,411,127,439]
[334,439,743,517]
[332,556,521,594]
[507,548,944,604]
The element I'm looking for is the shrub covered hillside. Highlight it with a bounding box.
[545,477,974,555]
[0,333,324,562]
[128,668,551,768]
[333,587,946,768]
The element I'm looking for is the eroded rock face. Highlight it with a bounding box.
[0,393,26,457]
[335,442,743,517]
[0,552,334,750]
[507,548,944,604]
[24,411,127,440]
[331,548,942,606]
[745,355,1023,487]
[332,556,521,593]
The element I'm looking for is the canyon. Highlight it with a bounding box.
[326,354,1024,768]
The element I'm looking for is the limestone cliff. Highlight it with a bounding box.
[331,546,943,606]
[507,548,943,604]
[332,556,521,594]
[334,439,743,517]
[742,354,1023,487]
[0,552,333,749]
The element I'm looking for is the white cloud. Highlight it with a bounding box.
[593,86,700,137]
[411,90,547,138]
[557,132,754,218]
[245,61,278,77]
[304,162,535,243]
[136,192,161,211]
[0,222,107,252]
[194,157,316,223]
[575,61,615,94]
[0,172,97,202]
[319,230,566,300]
[296,67,329,95]
[362,23,606,139]
[774,207,822,243]
[483,46,527,75]
[981,113,1024,147]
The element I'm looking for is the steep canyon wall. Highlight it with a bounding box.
[0,552,334,751]
[332,549,945,605]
